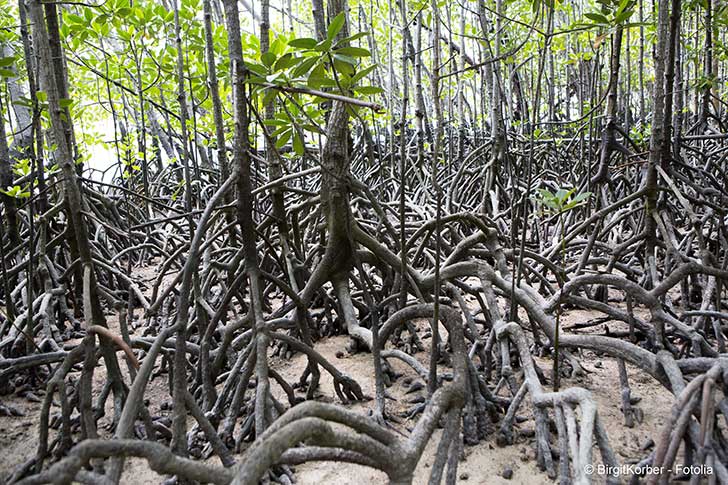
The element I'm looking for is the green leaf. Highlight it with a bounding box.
[68,13,85,24]
[275,129,292,148]
[271,125,291,137]
[292,131,304,155]
[0,56,15,68]
[333,56,356,75]
[536,188,554,200]
[555,188,572,202]
[351,64,377,84]
[337,73,351,89]
[288,37,318,49]
[270,37,286,56]
[0,68,14,78]
[245,62,269,77]
[273,53,297,71]
[292,57,319,78]
[585,12,610,24]
[614,9,633,24]
[263,118,286,127]
[261,51,276,68]
[307,75,336,89]
[616,0,633,16]
[301,123,323,134]
[354,86,383,95]
[335,46,370,57]
[12,159,31,176]
[314,39,332,52]
[336,32,368,45]
[265,72,285,84]
[327,12,346,41]
[2,185,30,199]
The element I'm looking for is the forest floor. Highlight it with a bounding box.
[0,264,677,485]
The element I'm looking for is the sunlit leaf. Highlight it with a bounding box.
[289,38,318,50]
[327,12,346,41]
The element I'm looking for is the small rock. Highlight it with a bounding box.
[335,351,344,359]
[459,472,469,480]
[594,361,603,369]
[502,466,513,480]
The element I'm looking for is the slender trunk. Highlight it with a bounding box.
[700,0,712,126]
[131,42,150,218]
[27,0,125,410]
[644,0,670,292]
[43,2,77,166]
[0,98,19,246]
[397,0,409,309]
[311,0,326,41]
[592,24,624,186]
[203,0,227,187]
[413,14,428,163]
[171,0,191,454]
[660,0,680,168]
[428,0,443,396]
[221,0,268,436]
[200,0,231,409]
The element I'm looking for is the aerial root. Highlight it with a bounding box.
[494,320,619,485]
[648,361,728,484]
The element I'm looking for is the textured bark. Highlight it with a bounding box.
[27,0,124,391]
[0,100,19,246]
[591,24,624,186]
[221,0,269,437]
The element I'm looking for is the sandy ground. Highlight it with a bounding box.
[0,273,687,485]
